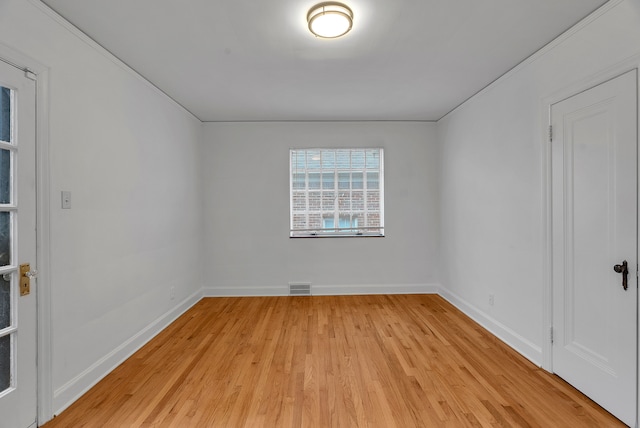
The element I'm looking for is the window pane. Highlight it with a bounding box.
[366,149,380,169]
[321,150,335,169]
[351,151,365,169]
[0,87,11,143]
[0,212,9,267]
[338,192,351,211]
[367,191,380,211]
[367,172,379,190]
[322,192,335,211]
[322,215,334,230]
[322,172,334,189]
[292,172,305,189]
[338,215,351,229]
[0,149,10,204]
[309,191,321,211]
[308,172,321,189]
[293,214,307,230]
[292,192,306,211]
[336,150,350,169]
[352,172,363,189]
[352,191,364,210]
[308,213,321,229]
[292,151,306,170]
[338,215,359,232]
[307,150,321,169]
[0,274,8,329]
[338,172,350,189]
[368,213,380,227]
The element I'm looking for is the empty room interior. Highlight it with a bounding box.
[1,0,640,426]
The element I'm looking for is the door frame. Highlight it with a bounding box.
[0,43,52,424]
[542,60,640,426]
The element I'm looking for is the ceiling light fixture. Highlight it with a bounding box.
[307,2,353,39]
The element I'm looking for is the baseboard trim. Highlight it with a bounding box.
[438,288,542,366]
[312,283,440,296]
[202,283,439,297]
[202,286,289,297]
[52,288,203,416]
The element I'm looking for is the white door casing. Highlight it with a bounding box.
[0,60,37,428]
[551,69,637,426]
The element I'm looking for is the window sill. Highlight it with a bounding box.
[290,233,385,238]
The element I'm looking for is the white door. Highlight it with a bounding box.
[0,60,37,428]
[551,69,637,426]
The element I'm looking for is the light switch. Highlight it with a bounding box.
[61,191,72,209]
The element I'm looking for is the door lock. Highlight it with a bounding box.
[19,263,37,296]
[613,260,629,291]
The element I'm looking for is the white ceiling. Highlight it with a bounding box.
[40,0,608,122]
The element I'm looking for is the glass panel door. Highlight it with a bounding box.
[0,84,16,398]
[0,59,37,428]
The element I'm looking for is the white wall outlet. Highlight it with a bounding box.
[61,191,72,209]
[489,293,495,306]
[169,286,175,300]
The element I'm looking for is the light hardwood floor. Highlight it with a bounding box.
[42,295,625,427]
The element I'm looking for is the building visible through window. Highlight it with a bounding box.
[290,148,384,237]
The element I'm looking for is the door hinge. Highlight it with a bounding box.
[548,125,553,142]
[24,69,36,81]
[550,326,554,344]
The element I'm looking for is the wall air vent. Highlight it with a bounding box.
[289,282,312,296]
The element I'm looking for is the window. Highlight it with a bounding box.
[290,148,384,237]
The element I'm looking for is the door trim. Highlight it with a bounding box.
[0,43,52,424]
[541,61,640,426]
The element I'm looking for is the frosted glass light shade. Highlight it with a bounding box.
[307,2,353,39]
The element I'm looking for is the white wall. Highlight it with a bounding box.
[437,0,640,364]
[0,0,204,417]
[202,122,439,295]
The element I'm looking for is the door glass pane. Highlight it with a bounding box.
[0,149,10,204]
[0,87,10,143]
[0,334,9,392]
[0,212,9,267]
[0,86,13,397]
[0,274,8,329]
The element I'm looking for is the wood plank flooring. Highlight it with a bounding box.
[42,295,625,427]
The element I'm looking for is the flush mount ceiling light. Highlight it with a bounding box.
[307,2,353,39]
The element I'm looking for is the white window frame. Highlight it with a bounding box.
[290,148,384,238]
